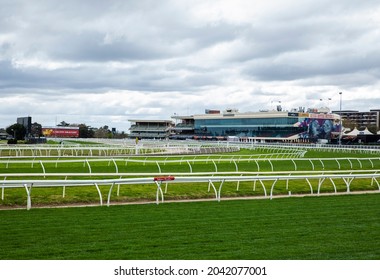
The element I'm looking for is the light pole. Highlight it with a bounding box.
[339,92,342,145]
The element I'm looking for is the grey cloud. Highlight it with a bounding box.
[1,0,380,129]
[243,47,380,83]
[1,0,239,64]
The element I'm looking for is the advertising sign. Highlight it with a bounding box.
[42,127,79,138]
[288,112,299,117]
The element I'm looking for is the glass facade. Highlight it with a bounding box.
[193,116,341,140]
[172,111,341,141]
[194,117,304,138]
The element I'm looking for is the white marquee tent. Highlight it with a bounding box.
[358,127,373,135]
[344,127,360,136]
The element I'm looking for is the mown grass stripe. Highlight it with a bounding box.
[0,194,379,260]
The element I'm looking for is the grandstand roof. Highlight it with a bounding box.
[128,119,174,124]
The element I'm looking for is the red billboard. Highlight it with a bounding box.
[42,127,79,138]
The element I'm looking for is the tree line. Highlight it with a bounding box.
[4,121,127,141]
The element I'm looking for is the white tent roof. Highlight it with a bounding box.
[345,127,374,136]
[358,127,373,135]
[345,127,359,136]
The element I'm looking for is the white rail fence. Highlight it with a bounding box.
[1,157,379,176]
[2,154,380,208]
[1,141,380,210]
[3,139,378,156]
[231,142,380,154]
[1,173,380,210]
[0,140,312,157]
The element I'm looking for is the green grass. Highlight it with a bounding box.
[1,147,380,207]
[0,194,379,260]
[1,175,379,208]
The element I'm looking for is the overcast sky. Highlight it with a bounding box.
[1,0,380,131]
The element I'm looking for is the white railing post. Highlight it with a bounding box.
[94,183,103,206]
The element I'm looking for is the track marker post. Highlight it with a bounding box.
[153,176,175,204]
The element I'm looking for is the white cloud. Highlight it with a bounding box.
[1,0,380,131]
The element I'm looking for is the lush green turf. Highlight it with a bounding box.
[0,194,379,260]
[1,147,380,207]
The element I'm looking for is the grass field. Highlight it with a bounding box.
[0,193,379,260]
[1,147,380,208]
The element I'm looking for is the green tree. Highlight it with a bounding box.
[114,131,127,139]
[94,126,111,138]
[31,122,43,137]
[57,121,70,127]
[78,124,94,138]
[6,123,26,140]
[342,119,357,131]
[366,124,378,134]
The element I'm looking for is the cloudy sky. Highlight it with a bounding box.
[1,0,380,131]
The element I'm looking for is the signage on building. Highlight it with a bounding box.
[42,127,80,138]
[288,112,299,117]
[309,113,335,119]
[298,113,309,117]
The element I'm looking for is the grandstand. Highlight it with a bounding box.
[171,108,341,143]
[128,120,174,139]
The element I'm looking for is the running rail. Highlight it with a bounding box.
[1,173,379,210]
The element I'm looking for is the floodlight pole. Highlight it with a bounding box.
[339,92,342,145]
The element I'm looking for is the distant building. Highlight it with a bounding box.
[0,132,11,140]
[170,115,195,140]
[171,108,341,142]
[128,120,174,139]
[332,109,380,132]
